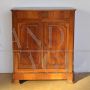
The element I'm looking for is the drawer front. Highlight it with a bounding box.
[48,11,71,19]
[13,11,40,19]
[39,11,71,19]
[12,10,72,20]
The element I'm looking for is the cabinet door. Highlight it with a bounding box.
[13,21,43,69]
[43,22,69,72]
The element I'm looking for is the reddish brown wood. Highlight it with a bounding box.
[12,8,76,83]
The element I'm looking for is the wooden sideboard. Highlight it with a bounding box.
[12,7,76,83]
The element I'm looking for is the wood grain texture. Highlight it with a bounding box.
[12,9,76,83]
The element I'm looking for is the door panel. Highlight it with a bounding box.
[15,21,43,69]
[43,22,68,69]
[18,22,43,50]
[43,52,66,69]
[18,52,43,69]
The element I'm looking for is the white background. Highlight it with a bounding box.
[0,0,90,73]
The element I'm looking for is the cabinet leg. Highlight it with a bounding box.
[67,72,74,83]
[12,79,19,84]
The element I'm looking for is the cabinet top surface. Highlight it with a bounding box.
[11,7,76,11]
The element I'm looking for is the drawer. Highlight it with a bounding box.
[39,10,71,20]
[49,11,70,19]
[12,11,40,19]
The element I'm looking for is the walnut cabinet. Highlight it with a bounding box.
[12,7,76,82]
